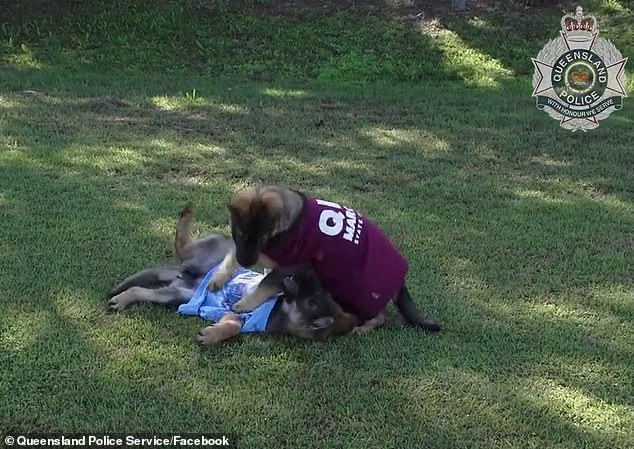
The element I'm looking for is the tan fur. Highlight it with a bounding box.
[280,299,303,324]
[208,249,240,290]
[109,288,138,311]
[349,310,387,335]
[174,203,194,259]
[257,253,277,269]
[209,251,277,292]
[210,187,294,309]
[195,313,244,345]
[109,286,163,311]
[230,189,257,215]
[109,201,364,344]
[232,281,279,313]
[260,190,283,212]
[285,303,359,340]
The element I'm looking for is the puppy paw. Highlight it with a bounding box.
[108,293,132,312]
[208,272,229,292]
[231,299,252,313]
[195,325,226,345]
[349,325,371,336]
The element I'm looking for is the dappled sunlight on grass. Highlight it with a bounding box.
[62,145,148,171]
[443,256,490,293]
[81,309,317,436]
[0,147,47,169]
[599,0,631,13]
[522,378,633,436]
[401,368,538,447]
[403,364,633,446]
[326,158,373,175]
[1,68,632,445]
[421,29,514,86]
[143,215,207,243]
[514,188,573,205]
[94,337,192,377]
[152,95,191,111]
[359,126,451,156]
[0,95,20,107]
[254,155,331,178]
[86,308,202,366]
[51,288,106,322]
[3,43,44,69]
[527,298,631,333]
[150,95,249,115]
[0,310,50,352]
[530,155,571,168]
[513,181,634,211]
[218,103,250,114]
[467,15,495,32]
[0,0,632,443]
[261,87,309,98]
[396,281,634,444]
[459,282,633,356]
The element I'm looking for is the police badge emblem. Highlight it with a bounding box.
[532,6,628,131]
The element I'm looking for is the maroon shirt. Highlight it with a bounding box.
[264,197,408,320]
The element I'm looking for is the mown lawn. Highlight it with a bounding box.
[1,1,633,448]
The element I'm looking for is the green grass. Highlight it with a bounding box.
[1,1,633,448]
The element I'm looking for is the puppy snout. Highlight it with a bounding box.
[236,250,258,267]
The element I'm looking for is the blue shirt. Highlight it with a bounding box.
[177,265,277,333]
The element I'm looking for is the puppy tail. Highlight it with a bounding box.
[175,203,194,260]
[395,285,441,332]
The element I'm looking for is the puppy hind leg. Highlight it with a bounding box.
[174,203,195,260]
[196,313,243,345]
[109,285,192,311]
[110,267,180,297]
[349,310,387,336]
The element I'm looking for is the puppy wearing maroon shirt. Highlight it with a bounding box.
[209,185,440,335]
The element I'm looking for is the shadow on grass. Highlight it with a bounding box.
[1,65,633,447]
[2,296,630,448]
[435,0,634,86]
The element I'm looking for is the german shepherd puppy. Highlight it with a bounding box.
[108,204,358,344]
[209,186,441,335]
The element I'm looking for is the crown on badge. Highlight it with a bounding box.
[561,6,598,41]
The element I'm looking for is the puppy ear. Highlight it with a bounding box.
[260,191,283,217]
[230,189,256,216]
[311,316,334,330]
[282,276,299,296]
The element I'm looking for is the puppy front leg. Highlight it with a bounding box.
[232,269,284,313]
[208,249,240,291]
[195,312,243,345]
[232,287,278,313]
[349,310,387,336]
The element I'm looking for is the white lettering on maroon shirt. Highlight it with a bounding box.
[316,199,363,245]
